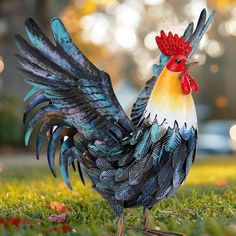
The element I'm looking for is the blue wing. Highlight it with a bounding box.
[16,18,135,142]
[16,18,136,185]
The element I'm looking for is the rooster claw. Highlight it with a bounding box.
[143,228,184,236]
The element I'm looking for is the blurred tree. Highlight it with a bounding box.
[0,93,24,148]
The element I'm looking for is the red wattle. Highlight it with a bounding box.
[186,73,199,92]
[181,74,191,95]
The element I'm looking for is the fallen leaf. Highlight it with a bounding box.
[0,217,40,228]
[215,179,228,187]
[48,212,68,223]
[45,225,74,234]
[46,201,68,213]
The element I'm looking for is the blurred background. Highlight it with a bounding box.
[0,0,236,156]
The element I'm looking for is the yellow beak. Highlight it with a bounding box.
[185,59,199,69]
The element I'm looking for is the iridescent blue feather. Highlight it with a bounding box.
[16,9,214,216]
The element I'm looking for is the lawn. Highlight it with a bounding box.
[0,156,236,236]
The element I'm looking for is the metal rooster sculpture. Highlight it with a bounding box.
[16,9,215,236]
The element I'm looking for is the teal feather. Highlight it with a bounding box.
[163,126,181,153]
[134,130,152,160]
[59,140,73,190]
[24,86,41,101]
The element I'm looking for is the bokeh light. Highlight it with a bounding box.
[114,27,137,50]
[192,53,206,66]
[185,0,207,17]
[215,95,228,109]
[116,4,141,28]
[0,56,4,74]
[144,32,158,50]
[143,0,165,6]
[80,14,110,45]
[230,125,236,141]
[205,40,224,58]
[225,19,236,36]
[209,64,219,74]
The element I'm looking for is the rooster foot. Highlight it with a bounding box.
[129,227,184,236]
[142,228,184,236]
[138,208,184,236]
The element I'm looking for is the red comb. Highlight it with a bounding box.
[155,30,192,57]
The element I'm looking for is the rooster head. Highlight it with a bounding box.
[155,30,198,95]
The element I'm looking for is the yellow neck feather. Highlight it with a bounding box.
[145,67,197,129]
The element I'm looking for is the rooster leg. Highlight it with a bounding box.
[143,207,149,230]
[141,208,184,236]
[117,215,124,236]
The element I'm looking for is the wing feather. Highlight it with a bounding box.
[16,18,135,146]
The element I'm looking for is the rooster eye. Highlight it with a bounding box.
[175,59,181,64]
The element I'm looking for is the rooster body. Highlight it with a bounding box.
[16,9,215,235]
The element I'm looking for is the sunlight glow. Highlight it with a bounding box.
[116,4,140,28]
[114,27,137,50]
[80,14,110,45]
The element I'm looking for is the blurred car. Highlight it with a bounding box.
[197,120,236,155]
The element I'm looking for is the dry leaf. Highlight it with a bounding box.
[48,212,68,223]
[0,217,40,228]
[215,179,228,187]
[46,201,68,213]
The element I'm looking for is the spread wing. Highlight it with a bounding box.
[16,18,135,171]
[131,8,215,126]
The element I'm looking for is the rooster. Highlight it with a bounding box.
[15,9,215,236]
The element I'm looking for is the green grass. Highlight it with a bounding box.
[0,156,236,236]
